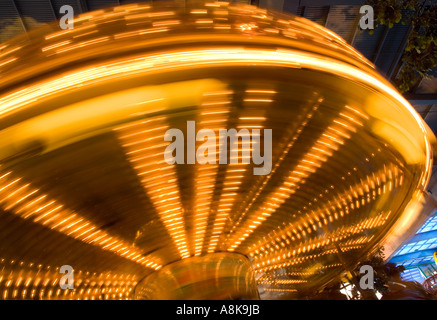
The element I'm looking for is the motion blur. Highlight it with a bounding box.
[0,1,434,300]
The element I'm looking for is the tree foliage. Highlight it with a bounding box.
[352,247,436,299]
[365,0,437,92]
[350,247,405,299]
[309,247,436,300]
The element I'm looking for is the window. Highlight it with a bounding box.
[417,212,437,234]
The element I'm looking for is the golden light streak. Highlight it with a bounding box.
[193,92,233,256]
[0,47,431,187]
[116,117,190,259]
[208,94,270,253]
[224,100,322,249]
[247,166,400,257]
[226,110,359,252]
[0,258,138,300]
[0,170,160,269]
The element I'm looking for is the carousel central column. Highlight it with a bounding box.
[134,253,259,300]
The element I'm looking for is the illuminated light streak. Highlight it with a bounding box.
[41,40,72,52]
[191,9,208,14]
[245,90,277,94]
[0,258,138,300]
[243,99,273,103]
[223,99,322,250]
[0,47,430,186]
[195,19,214,24]
[253,227,377,268]
[115,30,153,40]
[54,36,110,54]
[116,118,190,259]
[248,168,398,256]
[226,113,356,252]
[239,117,267,121]
[213,25,231,29]
[0,171,159,269]
[0,57,17,67]
[193,103,230,255]
[0,46,21,59]
[73,30,99,39]
[45,24,97,40]
[207,103,268,253]
[345,105,370,120]
[152,20,181,27]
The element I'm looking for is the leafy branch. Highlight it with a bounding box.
[365,0,437,93]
